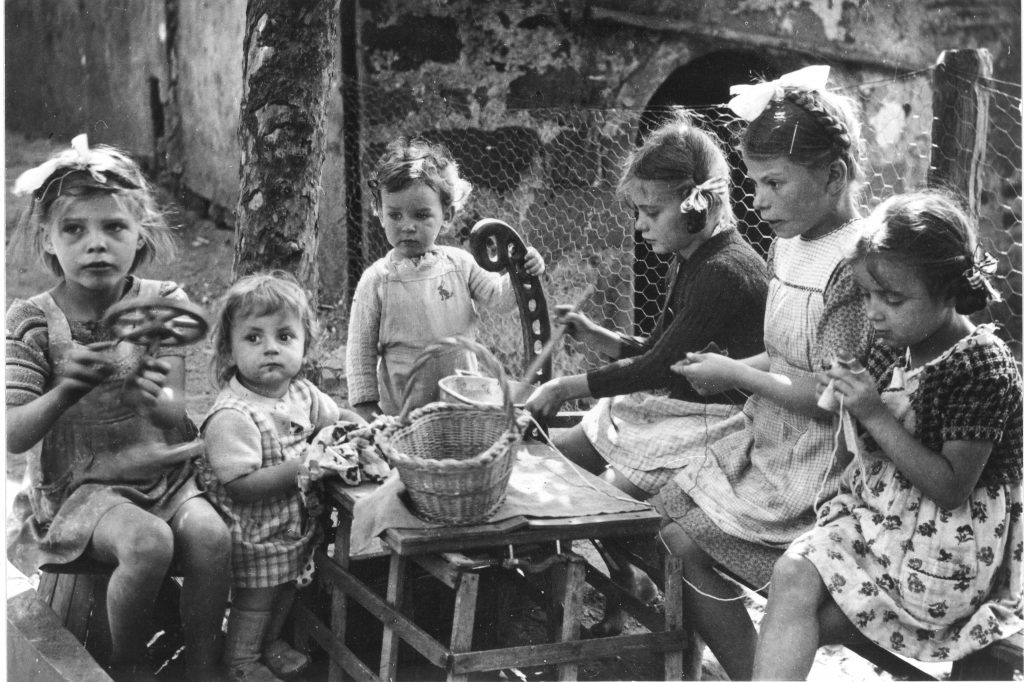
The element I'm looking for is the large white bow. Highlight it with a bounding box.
[727,65,831,121]
[13,134,120,196]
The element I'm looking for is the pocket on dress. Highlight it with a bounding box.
[899,553,979,626]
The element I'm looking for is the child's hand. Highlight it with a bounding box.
[524,380,566,420]
[826,361,886,423]
[552,304,597,341]
[671,352,738,396]
[352,402,382,424]
[122,356,173,416]
[522,246,545,276]
[56,341,117,398]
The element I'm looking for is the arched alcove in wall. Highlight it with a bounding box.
[632,50,781,335]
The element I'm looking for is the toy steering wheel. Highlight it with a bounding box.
[103,296,209,353]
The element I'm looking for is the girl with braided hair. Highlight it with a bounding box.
[651,66,874,678]
[754,190,1022,678]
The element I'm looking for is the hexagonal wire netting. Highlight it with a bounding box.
[350,68,1022,410]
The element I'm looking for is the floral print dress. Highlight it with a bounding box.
[789,327,1023,660]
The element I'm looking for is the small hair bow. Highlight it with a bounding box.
[964,251,1003,302]
[727,65,831,122]
[679,176,729,214]
[13,134,126,197]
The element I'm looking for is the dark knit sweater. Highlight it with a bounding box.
[587,227,769,405]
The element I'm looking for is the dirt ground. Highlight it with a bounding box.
[4,130,953,680]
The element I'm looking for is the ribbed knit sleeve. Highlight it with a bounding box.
[449,246,514,312]
[345,260,386,406]
[5,299,50,406]
[586,229,768,404]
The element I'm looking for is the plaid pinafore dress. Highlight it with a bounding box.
[656,221,871,581]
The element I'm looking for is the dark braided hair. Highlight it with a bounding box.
[849,191,991,315]
[740,85,863,181]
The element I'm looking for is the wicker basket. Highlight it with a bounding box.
[376,337,530,525]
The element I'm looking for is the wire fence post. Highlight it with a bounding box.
[928,48,993,214]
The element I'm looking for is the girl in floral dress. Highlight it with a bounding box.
[753,191,1023,678]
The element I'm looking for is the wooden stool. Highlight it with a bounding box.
[36,558,184,669]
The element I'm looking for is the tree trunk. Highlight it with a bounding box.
[233,0,339,299]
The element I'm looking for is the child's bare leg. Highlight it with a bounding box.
[170,496,231,680]
[660,521,756,681]
[89,504,175,667]
[752,554,827,679]
[552,424,607,475]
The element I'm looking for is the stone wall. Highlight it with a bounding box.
[4,0,1019,314]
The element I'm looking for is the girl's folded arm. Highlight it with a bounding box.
[858,408,991,509]
[224,459,304,503]
[203,409,299,503]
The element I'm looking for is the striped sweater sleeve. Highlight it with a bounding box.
[6,299,50,406]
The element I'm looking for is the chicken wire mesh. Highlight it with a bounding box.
[348,67,1022,404]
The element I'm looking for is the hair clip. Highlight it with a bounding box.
[727,65,830,122]
[679,176,729,214]
[963,251,1003,302]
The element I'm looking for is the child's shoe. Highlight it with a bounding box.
[262,639,311,679]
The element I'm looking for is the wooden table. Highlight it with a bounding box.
[295,442,690,682]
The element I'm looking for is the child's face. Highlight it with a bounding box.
[624,179,702,256]
[852,258,954,350]
[743,156,837,240]
[380,181,454,259]
[44,194,143,291]
[229,309,307,398]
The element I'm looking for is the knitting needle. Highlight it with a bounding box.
[521,284,597,382]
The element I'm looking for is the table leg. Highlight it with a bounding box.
[380,553,408,682]
[446,570,480,682]
[329,513,352,682]
[552,554,585,682]
[663,554,702,681]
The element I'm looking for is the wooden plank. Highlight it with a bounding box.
[663,555,692,681]
[450,630,685,673]
[317,555,450,668]
[386,510,660,556]
[447,572,479,682]
[7,589,112,682]
[554,557,585,681]
[328,513,352,682]
[379,553,407,682]
[293,601,379,682]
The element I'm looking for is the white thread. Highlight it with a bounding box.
[656,528,773,601]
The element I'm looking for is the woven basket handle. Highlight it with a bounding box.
[398,336,516,425]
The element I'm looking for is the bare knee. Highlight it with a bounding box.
[769,554,824,608]
[105,514,175,571]
[172,498,231,574]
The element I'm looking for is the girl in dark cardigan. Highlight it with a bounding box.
[525,110,768,635]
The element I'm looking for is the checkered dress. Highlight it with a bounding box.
[658,221,872,548]
[200,378,335,588]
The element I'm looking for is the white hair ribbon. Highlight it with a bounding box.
[727,65,831,122]
[13,133,123,196]
[964,252,1003,302]
[679,176,729,214]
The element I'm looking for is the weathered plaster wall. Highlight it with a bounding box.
[5,0,165,154]
[176,0,246,210]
